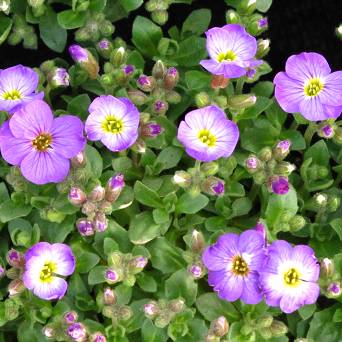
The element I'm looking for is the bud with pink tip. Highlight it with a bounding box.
[105,268,120,284]
[64,311,78,324]
[105,173,125,202]
[69,187,87,207]
[93,212,108,232]
[273,140,291,161]
[90,333,107,342]
[320,258,334,277]
[189,264,203,279]
[318,124,334,139]
[191,230,205,252]
[141,122,163,138]
[270,176,289,195]
[103,287,116,305]
[137,75,155,92]
[77,219,95,237]
[0,265,5,279]
[8,279,25,296]
[327,282,341,297]
[210,316,229,337]
[7,249,23,268]
[202,177,225,196]
[246,155,260,173]
[130,256,148,273]
[67,322,87,342]
[144,302,159,318]
[42,326,55,339]
[164,67,179,89]
[71,151,86,168]
[153,100,168,114]
[88,185,106,202]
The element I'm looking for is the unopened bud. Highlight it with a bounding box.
[103,287,116,305]
[333,127,342,144]
[49,67,69,88]
[257,314,273,328]
[289,215,306,231]
[327,282,341,297]
[77,219,95,237]
[67,322,87,342]
[195,92,211,108]
[238,0,256,14]
[314,193,328,207]
[131,138,146,153]
[210,316,229,337]
[320,258,334,277]
[318,124,334,139]
[258,17,268,29]
[0,265,5,279]
[144,302,159,318]
[173,171,192,188]
[90,333,107,342]
[211,75,229,89]
[123,64,135,76]
[69,44,99,79]
[246,155,260,173]
[202,176,225,196]
[128,89,148,105]
[105,268,120,284]
[189,264,204,279]
[273,140,291,161]
[42,326,55,338]
[71,151,86,168]
[258,147,273,162]
[152,60,166,79]
[7,249,23,268]
[153,100,168,115]
[130,256,148,272]
[8,279,25,296]
[69,187,87,206]
[166,90,181,104]
[201,162,219,176]
[119,306,133,321]
[274,161,296,176]
[226,10,240,24]
[270,320,288,336]
[270,176,289,195]
[327,195,340,212]
[64,311,78,324]
[111,47,126,67]
[254,221,266,242]
[88,185,106,202]
[256,39,270,58]
[97,39,112,58]
[336,24,342,40]
[191,229,205,252]
[137,75,155,92]
[164,67,179,89]
[93,212,108,232]
[141,122,163,138]
[169,298,185,313]
[151,10,168,25]
[213,95,227,108]
[81,201,97,216]
[227,94,257,110]
[105,173,125,202]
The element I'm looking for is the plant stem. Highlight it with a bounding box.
[304,122,317,147]
[235,78,244,95]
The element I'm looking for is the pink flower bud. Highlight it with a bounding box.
[153,100,168,114]
[68,187,87,207]
[88,185,106,202]
[77,219,95,237]
[93,212,108,232]
[327,282,341,297]
[105,268,119,284]
[270,176,289,195]
[189,265,203,279]
[143,302,159,317]
[64,311,78,324]
[90,332,107,342]
[71,151,86,168]
[141,122,163,138]
[106,173,125,202]
[246,155,260,171]
[7,249,23,268]
[67,323,87,342]
[137,75,155,92]
[103,287,116,305]
[164,67,179,89]
[0,265,5,279]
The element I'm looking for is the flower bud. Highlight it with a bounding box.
[211,75,229,89]
[130,256,148,272]
[314,193,328,207]
[289,215,306,231]
[164,67,179,89]
[71,151,86,168]
[201,162,219,176]
[105,268,120,284]
[254,221,266,242]
[128,89,148,105]
[42,325,55,339]
[191,229,205,252]
[327,282,341,297]
[97,39,112,58]
[90,333,107,342]
[8,279,25,296]
[226,10,240,24]
[111,47,126,67]
[0,0,10,14]
[81,201,97,216]
[0,265,5,279]
[210,316,229,337]
[88,185,106,202]
[152,60,166,79]
[238,0,256,14]
[274,161,296,176]
[333,127,342,144]
[155,312,171,328]
[141,122,163,138]
[144,302,159,318]
[7,249,23,268]
[227,94,257,110]
[257,314,273,328]
[105,173,125,203]
[67,323,87,342]
[270,320,288,336]
[195,92,211,108]
[48,67,69,88]
[213,95,227,108]
[246,68,257,79]
[273,140,291,161]
[256,39,270,58]
[137,75,155,92]
[93,212,108,232]
[69,187,87,207]
[202,176,225,196]
[103,287,116,305]
[320,258,334,277]
[119,306,133,321]
[189,264,203,279]
[258,147,273,162]
[153,100,168,115]
[258,17,268,29]
[173,171,192,188]
[318,124,334,139]
[151,10,168,25]
[77,219,95,237]
[169,298,185,313]
[270,176,289,195]
[123,64,135,76]
[64,311,78,324]
[327,195,340,213]
[131,138,146,153]
[246,155,260,173]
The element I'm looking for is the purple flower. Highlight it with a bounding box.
[67,322,87,342]
[0,100,86,185]
[23,242,75,300]
[259,240,320,313]
[123,64,135,75]
[85,95,139,152]
[200,24,261,78]
[258,18,268,29]
[202,230,266,304]
[77,219,95,236]
[177,105,239,162]
[271,176,289,195]
[69,44,89,63]
[0,65,44,113]
[274,52,342,121]
[189,265,203,279]
[141,122,163,138]
[51,68,69,87]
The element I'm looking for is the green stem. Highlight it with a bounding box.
[194,160,201,172]
[289,120,298,130]
[248,183,260,202]
[304,122,317,147]
[235,78,245,95]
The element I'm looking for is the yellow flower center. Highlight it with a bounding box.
[283,268,300,287]
[304,78,324,97]
[102,115,124,134]
[40,262,56,282]
[198,129,216,147]
[32,133,52,151]
[231,255,249,276]
[217,50,236,63]
[3,89,21,100]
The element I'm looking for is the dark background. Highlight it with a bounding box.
[0,0,341,76]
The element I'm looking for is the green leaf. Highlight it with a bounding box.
[89,0,107,12]
[176,193,209,214]
[330,219,342,241]
[67,94,91,120]
[185,70,211,91]
[231,197,252,217]
[137,273,157,292]
[8,218,35,248]
[141,319,168,342]
[134,181,163,208]
[298,304,316,320]
[304,140,330,166]
[153,146,183,174]
[196,293,240,321]
[75,251,100,273]
[165,269,198,305]
[236,96,273,121]
[0,200,32,223]
[39,8,67,52]
[85,144,103,178]
[173,37,207,66]
[88,266,107,285]
[182,9,211,36]
[121,0,143,12]
[132,16,163,57]
[57,10,87,29]
[0,14,12,45]
[256,0,273,12]
[251,81,274,97]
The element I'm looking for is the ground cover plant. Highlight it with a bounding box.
[0,0,341,341]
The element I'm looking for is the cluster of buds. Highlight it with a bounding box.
[183,230,206,279]
[40,60,70,89]
[245,140,296,196]
[104,251,148,287]
[205,316,229,342]
[304,192,340,214]
[128,60,180,114]
[173,161,225,198]
[100,287,133,325]
[75,12,114,42]
[27,0,46,16]
[8,14,37,49]
[319,258,342,298]
[143,298,186,328]
[145,0,170,25]
[71,173,125,236]
[6,249,26,296]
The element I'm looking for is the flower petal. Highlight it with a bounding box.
[319,71,342,106]
[212,271,244,302]
[88,95,127,119]
[292,245,320,282]
[200,59,226,76]
[299,97,325,121]
[241,273,263,304]
[85,111,106,140]
[32,277,68,300]
[51,243,76,276]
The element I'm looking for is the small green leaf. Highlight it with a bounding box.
[67,94,91,120]
[88,266,107,285]
[182,9,211,36]
[185,70,211,91]
[256,0,273,12]
[141,319,168,342]
[173,37,207,67]
[0,14,12,45]
[153,146,183,174]
[57,10,87,29]
[75,251,100,273]
[298,304,316,320]
[330,219,342,241]
[176,193,209,214]
[0,200,32,223]
[134,181,163,208]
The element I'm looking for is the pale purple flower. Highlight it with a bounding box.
[259,240,320,314]
[23,242,75,300]
[69,44,89,63]
[274,52,342,121]
[200,24,261,78]
[67,322,87,342]
[202,230,266,304]
[271,176,289,195]
[85,95,139,152]
[51,68,69,87]
[0,100,86,185]
[177,105,239,162]
[0,65,44,113]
